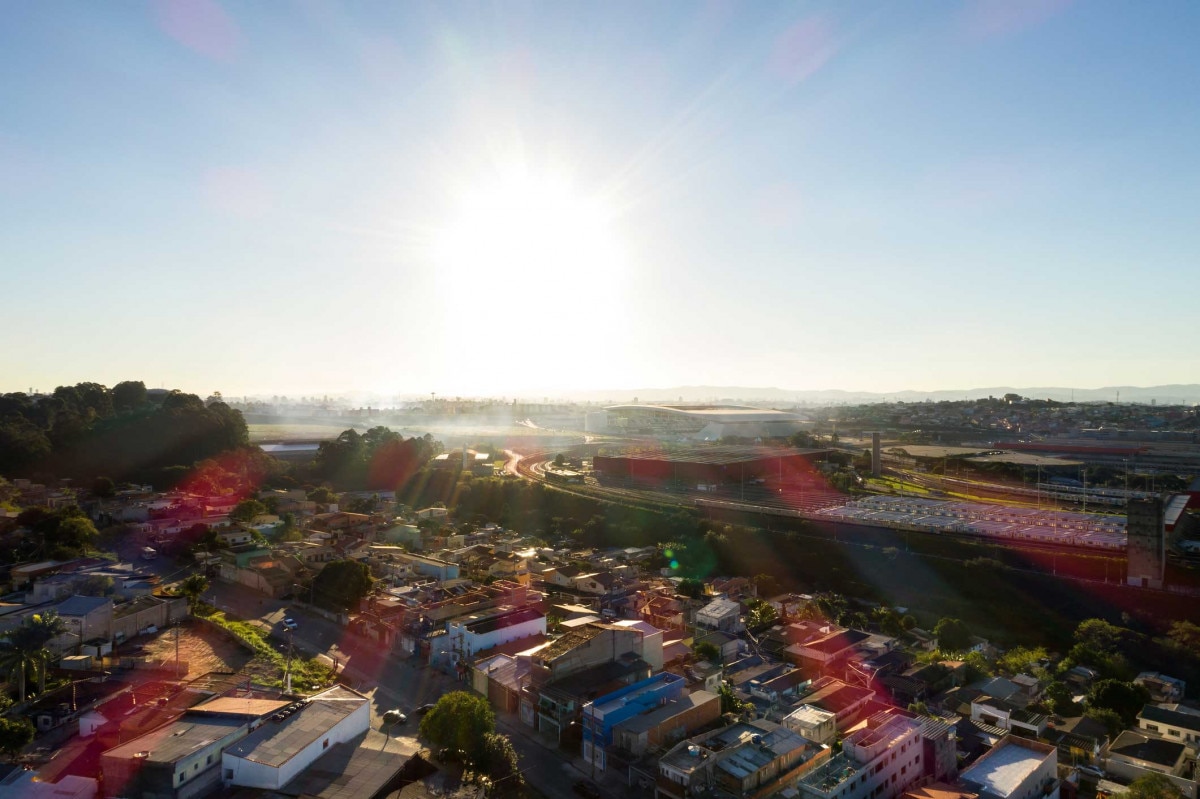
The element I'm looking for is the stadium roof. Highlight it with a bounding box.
[606,403,803,422]
[596,445,828,464]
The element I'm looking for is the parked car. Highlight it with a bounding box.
[283,618,298,630]
[573,781,601,799]
[415,703,436,716]
[382,709,407,725]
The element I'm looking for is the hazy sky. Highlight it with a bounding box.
[3,1,1199,398]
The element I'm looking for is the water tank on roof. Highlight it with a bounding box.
[752,735,763,745]
[687,745,700,757]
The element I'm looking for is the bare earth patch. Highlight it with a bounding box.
[139,623,253,679]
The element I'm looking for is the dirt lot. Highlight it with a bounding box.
[139,622,254,679]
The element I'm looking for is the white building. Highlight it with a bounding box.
[783,705,837,745]
[798,714,923,799]
[695,598,743,633]
[959,736,1059,799]
[222,686,370,790]
[444,606,546,663]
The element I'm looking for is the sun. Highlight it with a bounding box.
[429,170,624,309]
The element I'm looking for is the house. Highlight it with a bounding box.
[216,528,255,548]
[1104,731,1194,798]
[112,595,187,643]
[958,736,1059,799]
[441,605,546,665]
[1135,674,1187,704]
[657,720,830,799]
[797,677,874,731]
[783,705,837,745]
[695,597,743,633]
[574,571,616,595]
[222,685,371,790]
[787,627,870,673]
[52,596,114,654]
[694,630,740,664]
[970,695,1048,738]
[100,711,259,798]
[612,689,720,759]
[1137,704,1200,751]
[581,672,687,770]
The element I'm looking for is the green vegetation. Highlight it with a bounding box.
[0,383,250,486]
[933,617,972,652]
[0,716,35,759]
[1117,773,1184,799]
[419,691,522,790]
[311,560,373,612]
[199,609,333,690]
[0,610,67,701]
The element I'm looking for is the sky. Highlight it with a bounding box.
[2,1,1199,399]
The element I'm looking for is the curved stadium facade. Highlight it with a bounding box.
[604,404,809,441]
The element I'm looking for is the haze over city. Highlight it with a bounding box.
[4,1,1200,397]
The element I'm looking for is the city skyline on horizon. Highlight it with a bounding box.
[4,2,1199,397]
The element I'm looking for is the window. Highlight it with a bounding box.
[902,766,907,775]
[179,773,186,783]
[1147,725,1160,732]
[225,769,233,780]
[323,738,330,749]
[207,755,212,764]
[1169,730,1180,737]
[194,763,199,771]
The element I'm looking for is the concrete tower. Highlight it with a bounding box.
[1126,496,1165,589]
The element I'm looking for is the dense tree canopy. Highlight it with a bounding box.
[419,691,497,763]
[312,427,439,489]
[311,560,373,612]
[0,383,249,486]
[934,617,972,652]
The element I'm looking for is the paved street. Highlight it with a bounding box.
[205,578,616,799]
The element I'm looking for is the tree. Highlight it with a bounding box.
[746,599,778,630]
[997,646,1048,676]
[1075,618,1126,656]
[718,682,750,716]
[177,574,210,608]
[0,716,34,759]
[694,641,720,663]
[1088,679,1150,725]
[1117,773,1184,799]
[307,486,337,504]
[752,573,780,598]
[477,731,522,791]
[91,476,116,498]
[1084,707,1125,740]
[933,618,972,652]
[419,691,496,763]
[311,560,373,612]
[553,453,566,467]
[0,611,67,700]
[111,380,148,413]
[1045,681,1080,715]
[230,499,267,523]
[677,578,704,599]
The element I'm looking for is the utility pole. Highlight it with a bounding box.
[284,627,294,693]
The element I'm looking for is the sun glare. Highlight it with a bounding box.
[430,171,624,309]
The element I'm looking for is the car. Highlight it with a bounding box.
[282,618,298,630]
[415,703,436,716]
[382,709,407,725]
[1077,766,1106,779]
[573,781,602,799]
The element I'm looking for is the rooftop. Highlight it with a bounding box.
[959,737,1055,799]
[596,444,827,464]
[616,690,718,735]
[1108,730,1187,768]
[103,715,247,764]
[223,686,368,768]
[1139,704,1200,734]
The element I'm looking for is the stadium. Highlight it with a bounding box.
[593,445,829,488]
[600,404,810,441]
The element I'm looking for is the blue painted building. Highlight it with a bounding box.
[582,672,685,770]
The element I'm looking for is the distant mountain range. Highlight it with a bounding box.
[561,384,1200,405]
